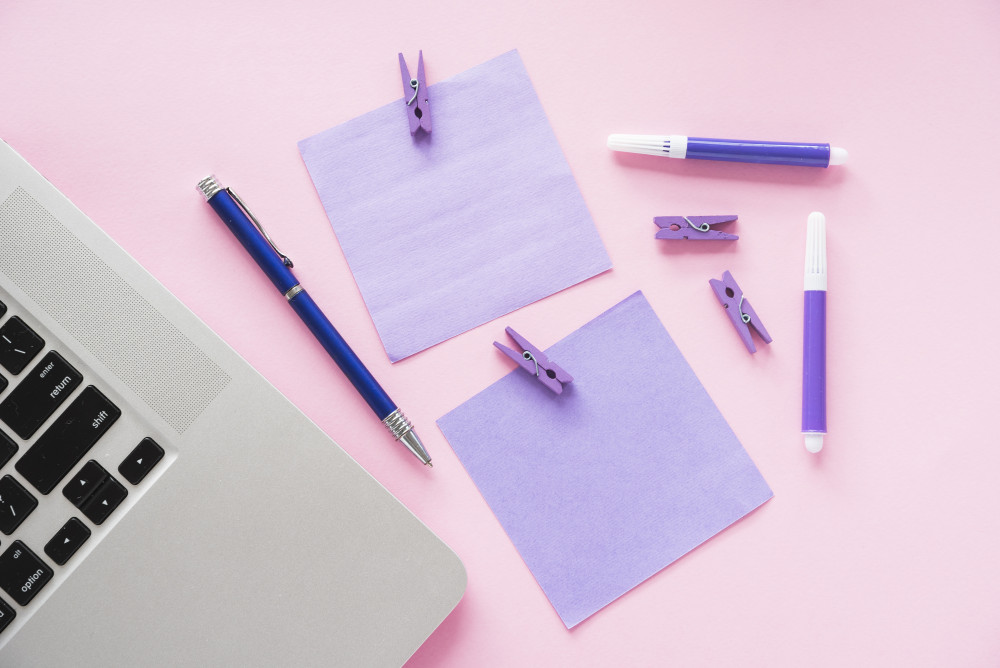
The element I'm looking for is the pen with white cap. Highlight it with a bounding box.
[802,212,828,453]
[607,134,848,168]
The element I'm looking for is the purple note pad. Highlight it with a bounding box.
[299,50,612,362]
[437,292,773,628]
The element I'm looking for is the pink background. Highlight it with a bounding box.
[3,1,999,665]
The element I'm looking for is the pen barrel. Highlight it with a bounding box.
[287,290,397,420]
[207,190,298,294]
[686,138,831,167]
[802,290,827,433]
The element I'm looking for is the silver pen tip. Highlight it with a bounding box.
[383,409,432,466]
[399,429,433,466]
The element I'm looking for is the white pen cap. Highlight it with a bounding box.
[607,134,688,158]
[804,212,827,291]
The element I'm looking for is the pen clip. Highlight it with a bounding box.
[226,188,294,268]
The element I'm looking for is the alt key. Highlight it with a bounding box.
[0,541,53,606]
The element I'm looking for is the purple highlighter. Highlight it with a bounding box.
[802,212,828,453]
[607,134,849,167]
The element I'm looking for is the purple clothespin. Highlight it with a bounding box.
[655,215,739,240]
[709,270,772,353]
[494,326,573,394]
[398,51,431,135]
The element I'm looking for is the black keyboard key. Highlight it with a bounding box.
[0,476,37,535]
[0,596,14,634]
[118,438,164,485]
[65,460,127,524]
[0,541,53,605]
[80,477,127,525]
[62,460,109,508]
[0,351,83,439]
[0,299,6,319]
[0,430,15,469]
[44,518,91,566]
[0,317,45,375]
[0,598,17,633]
[15,386,121,494]
[0,374,6,394]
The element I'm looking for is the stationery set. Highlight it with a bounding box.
[210,49,836,627]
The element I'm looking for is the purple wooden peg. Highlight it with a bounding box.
[654,215,739,240]
[398,50,431,135]
[494,326,573,394]
[709,270,772,353]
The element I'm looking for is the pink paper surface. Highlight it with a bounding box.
[438,292,772,627]
[4,1,1000,666]
[299,51,611,362]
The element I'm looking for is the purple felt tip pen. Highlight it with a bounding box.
[802,212,827,453]
[607,134,848,167]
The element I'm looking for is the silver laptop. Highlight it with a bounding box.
[0,140,466,666]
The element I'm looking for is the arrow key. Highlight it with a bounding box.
[118,437,164,485]
[80,476,127,525]
[62,460,109,509]
[44,518,91,565]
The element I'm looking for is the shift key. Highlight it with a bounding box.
[16,386,121,494]
[0,351,83,439]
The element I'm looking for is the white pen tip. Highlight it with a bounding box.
[828,147,849,166]
[804,433,824,453]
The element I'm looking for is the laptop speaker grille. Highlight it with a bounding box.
[0,187,230,434]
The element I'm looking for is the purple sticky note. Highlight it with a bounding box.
[437,292,773,628]
[299,50,611,362]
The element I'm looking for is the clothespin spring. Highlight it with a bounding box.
[723,285,753,324]
[683,215,711,232]
[522,350,539,376]
[739,295,751,323]
[522,351,559,380]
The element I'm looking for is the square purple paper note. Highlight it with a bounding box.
[437,292,773,628]
[299,50,611,362]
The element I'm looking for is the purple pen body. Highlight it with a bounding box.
[802,212,828,453]
[802,291,827,434]
[688,137,832,167]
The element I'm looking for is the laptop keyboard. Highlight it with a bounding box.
[0,295,166,635]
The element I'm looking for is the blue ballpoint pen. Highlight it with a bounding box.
[196,175,432,466]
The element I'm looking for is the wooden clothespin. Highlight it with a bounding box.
[398,51,431,135]
[709,270,772,353]
[655,215,739,240]
[494,326,572,394]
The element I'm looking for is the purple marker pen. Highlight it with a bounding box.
[802,212,827,453]
[607,134,849,168]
